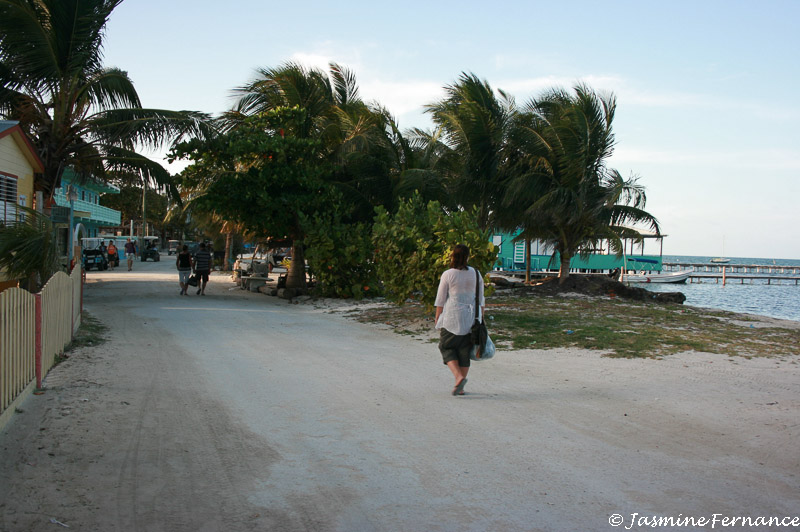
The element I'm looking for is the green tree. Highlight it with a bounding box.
[0,0,211,198]
[300,197,378,299]
[208,62,387,288]
[426,72,514,230]
[334,108,451,218]
[100,183,167,234]
[175,107,332,289]
[372,193,497,308]
[503,84,659,283]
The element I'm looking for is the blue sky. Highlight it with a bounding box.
[103,0,800,259]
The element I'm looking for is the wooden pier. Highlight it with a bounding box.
[662,262,800,285]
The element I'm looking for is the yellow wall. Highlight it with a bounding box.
[0,132,36,205]
[0,129,39,286]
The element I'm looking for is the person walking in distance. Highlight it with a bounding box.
[193,242,212,295]
[176,245,193,295]
[106,240,118,270]
[434,244,485,396]
[124,238,137,271]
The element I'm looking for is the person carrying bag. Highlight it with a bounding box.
[469,269,495,361]
[434,244,487,396]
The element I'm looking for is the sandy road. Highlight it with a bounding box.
[1,256,799,531]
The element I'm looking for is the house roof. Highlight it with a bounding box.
[61,167,120,195]
[0,120,44,173]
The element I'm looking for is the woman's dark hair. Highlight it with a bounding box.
[182,245,188,252]
[450,244,470,270]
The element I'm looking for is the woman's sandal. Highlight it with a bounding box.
[452,378,467,396]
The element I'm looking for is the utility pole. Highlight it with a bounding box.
[142,179,147,237]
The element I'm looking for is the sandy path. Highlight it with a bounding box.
[1,257,798,531]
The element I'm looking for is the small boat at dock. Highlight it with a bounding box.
[623,270,692,284]
[710,257,730,264]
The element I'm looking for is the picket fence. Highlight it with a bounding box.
[0,267,82,428]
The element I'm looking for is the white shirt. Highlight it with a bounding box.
[434,266,485,335]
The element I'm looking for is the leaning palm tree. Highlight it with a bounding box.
[425,72,514,230]
[503,84,659,283]
[0,0,212,198]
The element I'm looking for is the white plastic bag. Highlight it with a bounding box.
[469,334,495,361]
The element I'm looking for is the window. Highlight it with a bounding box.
[0,172,19,225]
[492,235,502,253]
[514,240,525,263]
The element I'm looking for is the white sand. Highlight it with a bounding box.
[1,259,798,531]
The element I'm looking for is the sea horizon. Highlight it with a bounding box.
[637,255,800,322]
[664,254,800,265]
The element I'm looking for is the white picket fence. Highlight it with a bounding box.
[0,267,82,428]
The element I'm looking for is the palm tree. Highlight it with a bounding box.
[336,107,451,217]
[425,72,514,230]
[218,62,385,289]
[503,84,659,283]
[0,0,211,198]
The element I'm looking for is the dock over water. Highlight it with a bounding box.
[662,262,800,285]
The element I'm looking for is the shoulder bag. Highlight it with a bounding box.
[469,268,491,360]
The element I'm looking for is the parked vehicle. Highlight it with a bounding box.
[167,240,180,255]
[138,236,160,261]
[141,245,161,262]
[82,249,108,271]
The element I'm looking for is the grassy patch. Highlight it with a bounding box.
[355,293,800,358]
[65,311,109,353]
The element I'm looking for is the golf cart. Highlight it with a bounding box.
[167,240,180,255]
[140,236,161,261]
[82,248,108,271]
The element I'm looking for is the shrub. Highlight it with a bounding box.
[301,205,379,299]
[372,193,497,308]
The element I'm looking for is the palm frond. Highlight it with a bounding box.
[0,206,63,290]
[89,107,215,148]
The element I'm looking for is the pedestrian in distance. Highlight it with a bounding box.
[176,245,193,295]
[124,238,137,271]
[107,240,118,270]
[193,242,212,295]
[434,244,485,396]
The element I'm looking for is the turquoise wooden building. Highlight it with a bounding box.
[490,229,665,274]
[52,168,121,238]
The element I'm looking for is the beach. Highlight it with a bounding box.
[1,259,798,531]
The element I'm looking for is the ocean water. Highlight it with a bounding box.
[630,255,800,322]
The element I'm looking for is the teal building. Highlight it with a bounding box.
[490,229,664,274]
[52,168,121,237]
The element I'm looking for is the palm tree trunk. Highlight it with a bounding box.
[223,231,233,271]
[525,239,531,284]
[286,242,307,290]
[558,253,571,284]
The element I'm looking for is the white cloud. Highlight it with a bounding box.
[288,43,368,75]
[286,47,446,128]
[360,80,444,120]
[288,52,336,72]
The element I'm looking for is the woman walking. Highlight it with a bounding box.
[106,240,118,270]
[434,244,485,396]
[176,245,193,295]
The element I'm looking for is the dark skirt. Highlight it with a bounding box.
[439,329,472,367]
